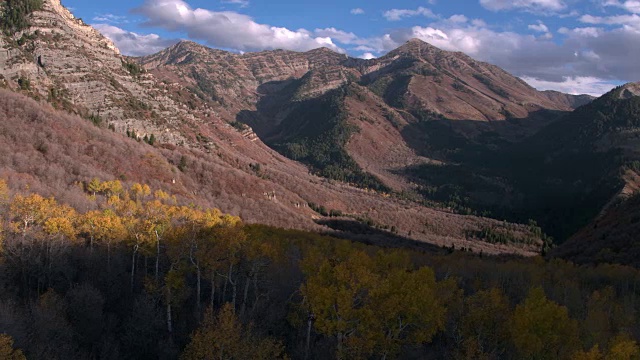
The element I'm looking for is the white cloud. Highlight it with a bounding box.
[449,15,469,23]
[93,24,179,56]
[603,0,640,14]
[521,76,617,96]
[92,14,128,24]
[479,0,566,12]
[580,13,640,30]
[528,21,549,32]
[221,0,249,7]
[134,0,344,53]
[351,8,365,15]
[383,7,437,21]
[314,27,359,44]
[359,52,376,59]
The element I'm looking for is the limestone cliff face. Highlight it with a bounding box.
[0,0,198,145]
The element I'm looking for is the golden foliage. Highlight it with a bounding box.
[0,334,26,360]
[511,286,580,360]
[181,303,287,360]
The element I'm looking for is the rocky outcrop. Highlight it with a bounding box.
[0,0,203,145]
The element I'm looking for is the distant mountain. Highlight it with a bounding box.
[139,38,591,194]
[0,0,549,255]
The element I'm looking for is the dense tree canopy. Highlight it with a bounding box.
[0,178,639,359]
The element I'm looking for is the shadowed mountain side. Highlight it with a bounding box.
[554,192,640,267]
[396,110,624,242]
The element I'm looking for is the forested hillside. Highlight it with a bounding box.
[1,179,640,359]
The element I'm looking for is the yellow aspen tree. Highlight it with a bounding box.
[9,194,56,237]
[605,334,640,360]
[0,334,26,360]
[511,287,580,360]
[143,199,172,283]
[460,287,512,358]
[571,346,603,360]
[0,179,8,207]
[87,178,103,197]
[130,183,151,202]
[300,248,377,359]
[181,304,287,360]
[368,266,448,360]
[102,180,124,198]
[79,209,126,266]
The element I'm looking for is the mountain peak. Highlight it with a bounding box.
[387,38,442,59]
[618,82,640,99]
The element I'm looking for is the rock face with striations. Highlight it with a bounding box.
[0,0,202,145]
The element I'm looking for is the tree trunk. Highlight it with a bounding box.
[155,230,160,284]
[222,268,229,303]
[240,275,250,317]
[166,287,173,334]
[227,263,236,311]
[130,244,139,292]
[305,314,313,360]
[196,265,201,311]
[210,270,215,309]
[253,272,260,311]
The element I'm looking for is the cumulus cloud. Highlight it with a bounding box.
[521,76,618,96]
[528,21,549,32]
[479,0,566,12]
[449,15,469,23]
[580,13,640,29]
[133,0,343,53]
[359,52,376,60]
[92,14,129,24]
[603,0,640,14]
[351,8,365,15]
[314,28,359,44]
[383,7,437,21]
[93,24,179,56]
[221,0,250,7]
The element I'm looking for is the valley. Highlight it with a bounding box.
[1,0,640,359]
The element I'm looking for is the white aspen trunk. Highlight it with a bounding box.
[210,270,215,309]
[166,288,173,333]
[130,244,139,292]
[240,275,250,317]
[155,230,160,284]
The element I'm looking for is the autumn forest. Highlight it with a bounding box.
[0,178,639,359]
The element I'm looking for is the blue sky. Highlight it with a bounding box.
[60,0,640,95]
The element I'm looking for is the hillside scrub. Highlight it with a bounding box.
[1,0,43,35]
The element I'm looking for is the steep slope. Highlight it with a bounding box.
[0,0,550,256]
[547,83,640,262]
[553,189,640,267]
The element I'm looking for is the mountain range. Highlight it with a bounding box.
[1,0,640,262]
